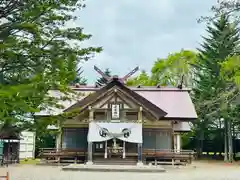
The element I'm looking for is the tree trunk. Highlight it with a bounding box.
[228,119,233,162]
[232,125,236,160]
[224,119,229,162]
[198,130,204,158]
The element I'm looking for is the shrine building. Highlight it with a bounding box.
[37,66,197,165]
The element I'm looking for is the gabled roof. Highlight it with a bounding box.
[64,78,168,120]
[136,90,197,119]
[35,83,198,120]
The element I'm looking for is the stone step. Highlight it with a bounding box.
[62,164,166,173]
[94,158,138,165]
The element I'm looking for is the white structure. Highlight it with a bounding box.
[19,131,36,159]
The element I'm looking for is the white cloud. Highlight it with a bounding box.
[75,0,216,84]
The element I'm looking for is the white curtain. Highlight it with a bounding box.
[87,122,142,143]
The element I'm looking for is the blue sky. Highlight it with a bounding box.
[75,0,216,85]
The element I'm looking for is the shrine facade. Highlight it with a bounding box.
[37,67,197,165]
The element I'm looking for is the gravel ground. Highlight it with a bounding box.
[0,162,239,180]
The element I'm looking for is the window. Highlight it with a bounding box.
[95,143,104,149]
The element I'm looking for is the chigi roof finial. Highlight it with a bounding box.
[94,66,139,84]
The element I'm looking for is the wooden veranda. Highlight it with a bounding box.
[39,148,195,165]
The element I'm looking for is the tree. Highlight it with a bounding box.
[127,70,153,86]
[70,67,87,86]
[0,1,102,126]
[126,50,197,87]
[200,1,240,23]
[96,68,111,86]
[151,50,197,87]
[193,14,239,161]
[221,56,240,88]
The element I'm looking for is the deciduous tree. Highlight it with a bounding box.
[151,50,197,87]
[0,1,102,127]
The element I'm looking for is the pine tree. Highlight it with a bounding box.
[127,70,153,86]
[194,14,239,110]
[70,67,87,86]
[96,68,111,86]
[193,14,239,160]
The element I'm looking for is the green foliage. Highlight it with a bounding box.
[221,56,240,87]
[127,70,154,86]
[200,1,240,22]
[34,116,58,156]
[0,0,102,126]
[151,50,197,87]
[127,50,197,87]
[70,67,87,85]
[0,120,22,139]
[212,0,240,15]
[192,14,240,157]
[193,14,239,113]
[96,68,111,86]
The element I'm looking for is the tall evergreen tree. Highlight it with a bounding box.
[96,68,111,86]
[70,67,87,86]
[193,14,239,160]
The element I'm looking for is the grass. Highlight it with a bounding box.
[202,152,240,157]
[20,158,41,165]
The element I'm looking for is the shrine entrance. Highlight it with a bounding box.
[88,122,141,164]
[93,139,125,159]
[93,139,138,165]
[106,138,124,158]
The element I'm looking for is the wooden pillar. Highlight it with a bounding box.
[173,133,181,152]
[138,106,143,123]
[123,141,126,159]
[176,133,181,152]
[104,141,108,159]
[55,127,62,164]
[56,129,62,151]
[87,106,94,165]
[137,143,143,166]
[89,106,94,122]
[137,106,143,165]
[87,142,93,164]
[173,134,176,152]
[171,121,175,150]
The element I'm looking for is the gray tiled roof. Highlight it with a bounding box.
[35,85,197,119]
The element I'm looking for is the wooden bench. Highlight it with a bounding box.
[40,148,87,164]
[143,149,195,165]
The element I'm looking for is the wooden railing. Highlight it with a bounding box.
[143,149,196,164]
[40,148,87,156]
[39,148,195,165]
[39,148,87,163]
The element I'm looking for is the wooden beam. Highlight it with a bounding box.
[138,106,143,123]
[62,124,88,128]
[92,108,139,112]
[89,106,94,122]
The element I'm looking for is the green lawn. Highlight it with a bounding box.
[20,158,41,165]
[202,152,240,157]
